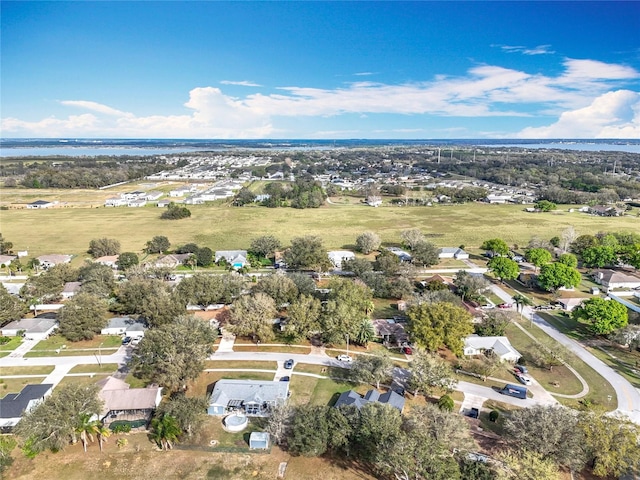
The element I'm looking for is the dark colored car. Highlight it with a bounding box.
[280,376,290,382]
[468,408,479,419]
[122,336,132,345]
[284,359,294,369]
[514,365,529,374]
[394,387,405,397]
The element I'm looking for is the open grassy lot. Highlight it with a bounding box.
[1,365,54,376]
[29,334,123,351]
[204,360,278,370]
[2,200,638,259]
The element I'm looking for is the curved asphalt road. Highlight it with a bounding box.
[490,284,640,422]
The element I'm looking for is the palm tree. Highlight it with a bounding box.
[151,414,181,450]
[76,413,99,453]
[96,423,111,452]
[354,318,376,348]
[512,293,534,325]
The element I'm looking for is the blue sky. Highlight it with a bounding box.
[1,1,639,139]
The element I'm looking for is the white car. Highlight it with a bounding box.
[337,354,353,363]
[516,373,532,385]
[131,337,143,346]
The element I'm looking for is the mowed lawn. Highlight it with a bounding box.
[3,200,639,258]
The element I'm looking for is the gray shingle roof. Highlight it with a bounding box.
[0,384,53,419]
[334,389,404,412]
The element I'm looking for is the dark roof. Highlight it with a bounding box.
[29,200,52,206]
[0,384,53,418]
[334,389,405,412]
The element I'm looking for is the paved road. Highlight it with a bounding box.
[490,284,640,423]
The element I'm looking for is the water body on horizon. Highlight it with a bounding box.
[1,138,639,157]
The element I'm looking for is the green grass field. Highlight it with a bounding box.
[2,198,638,259]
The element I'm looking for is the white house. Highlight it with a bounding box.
[127,199,147,208]
[438,247,470,260]
[61,281,82,299]
[1,317,58,340]
[157,199,171,208]
[0,255,17,267]
[95,255,119,269]
[145,191,163,201]
[387,247,412,262]
[169,186,192,197]
[101,316,147,337]
[485,194,513,204]
[26,200,55,209]
[208,379,289,416]
[328,250,356,270]
[463,335,521,362]
[104,196,127,207]
[37,254,72,269]
[557,297,589,312]
[216,250,248,269]
[593,269,640,291]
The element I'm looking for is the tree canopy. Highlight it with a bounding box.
[227,292,278,342]
[356,231,381,255]
[58,293,109,341]
[88,238,120,258]
[407,302,474,356]
[537,262,581,292]
[572,297,628,335]
[283,235,331,271]
[488,257,520,283]
[481,238,510,256]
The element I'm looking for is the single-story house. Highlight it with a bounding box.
[372,318,409,345]
[438,247,469,260]
[169,186,193,197]
[1,317,58,340]
[157,199,172,208]
[593,269,640,291]
[26,200,54,209]
[249,431,270,450]
[127,199,147,208]
[37,254,72,269]
[485,194,512,204]
[387,247,412,262]
[97,376,162,427]
[0,254,18,266]
[589,205,625,217]
[0,384,53,432]
[1,282,24,296]
[328,250,356,270]
[61,281,82,299]
[101,316,147,337]
[104,196,128,207]
[95,255,119,269]
[463,335,521,362]
[208,379,289,416]
[145,191,163,201]
[152,253,193,268]
[557,297,589,312]
[215,250,248,269]
[334,388,405,412]
[123,191,146,200]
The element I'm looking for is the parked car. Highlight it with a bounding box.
[283,359,294,369]
[393,387,405,397]
[515,373,532,385]
[467,407,479,419]
[122,336,132,345]
[280,376,290,382]
[403,346,413,355]
[337,354,353,362]
[514,365,528,374]
[498,303,513,309]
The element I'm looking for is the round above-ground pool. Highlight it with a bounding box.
[223,413,248,432]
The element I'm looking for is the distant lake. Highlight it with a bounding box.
[0,146,215,158]
[478,143,640,153]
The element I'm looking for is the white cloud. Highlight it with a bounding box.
[220,80,262,87]
[2,58,639,138]
[518,90,640,138]
[496,44,555,55]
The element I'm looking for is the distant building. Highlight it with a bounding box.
[327,250,356,270]
[438,247,469,260]
[26,200,54,209]
[215,250,248,269]
[36,254,72,269]
[334,389,405,412]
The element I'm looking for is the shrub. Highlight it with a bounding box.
[489,410,499,422]
[111,423,132,434]
[437,394,454,412]
[0,336,11,345]
[161,204,191,220]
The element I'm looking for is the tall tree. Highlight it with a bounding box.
[15,383,103,456]
[78,262,116,298]
[320,277,373,345]
[453,270,490,302]
[537,262,581,292]
[227,292,277,342]
[407,349,457,397]
[0,233,14,255]
[581,245,618,268]
[349,351,394,389]
[481,238,510,257]
[58,293,109,341]
[353,318,376,347]
[288,405,331,456]
[157,393,209,438]
[0,284,27,326]
[503,405,586,471]
[579,411,640,478]
[88,238,120,258]
[116,252,139,270]
[572,297,628,335]
[495,449,561,480]
[250,235,282,259]
[131,315,216,391]
[283,235,331,271]
[556,253,578,268]
[253,273,299,307]
[145,235,170,254]
[75,413,100,453]
[356,231,382,255]
[285,294,322,341]
[525,248,552,272]
[475,310,511,336]
[407,302,474,356]
[488,257,520,283]
[411,241,440,267]
[400,229,426,251]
